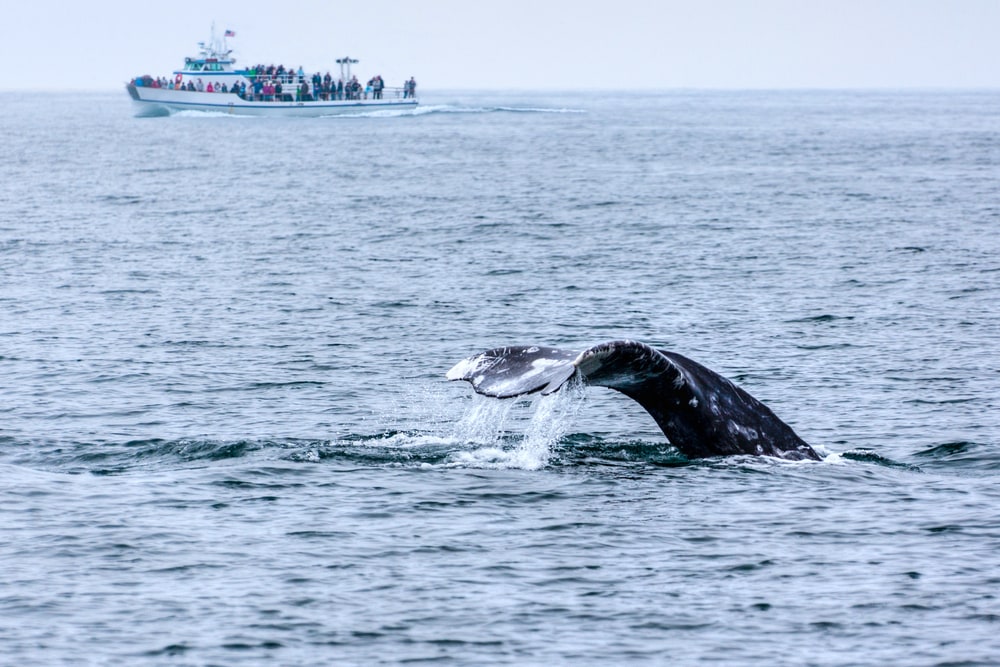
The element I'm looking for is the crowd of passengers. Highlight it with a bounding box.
[132,67,416,102]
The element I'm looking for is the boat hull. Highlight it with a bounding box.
[127,84,417,117]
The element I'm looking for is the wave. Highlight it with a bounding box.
[0,391,478,473]
[2,432,689,477]
[911,440,1000,470]
[6,387,968,475]
[1,387,635,475]
[837,448,915,469]
[16,431,923,477]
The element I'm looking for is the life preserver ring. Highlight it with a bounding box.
[175,74,183,85]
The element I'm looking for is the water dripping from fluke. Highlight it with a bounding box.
[444,379,588,470]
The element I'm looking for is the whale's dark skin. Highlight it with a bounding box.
[447,340,820,461]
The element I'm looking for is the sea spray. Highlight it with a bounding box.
[450,396,520,448]
[449,377,587,470]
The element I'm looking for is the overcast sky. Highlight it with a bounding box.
[2,0,999,91]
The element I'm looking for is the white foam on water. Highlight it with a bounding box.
[322,377,589,470]
[492,106,587,114]
[322,108,419,119]
[410,104,587,116]
[171,109,248,118]
[447,378,587,470]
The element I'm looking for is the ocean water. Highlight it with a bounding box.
[1,88,999,665]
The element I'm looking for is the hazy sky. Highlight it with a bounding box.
[2,0,999,91]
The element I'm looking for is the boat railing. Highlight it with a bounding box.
[384,87,415,99]
[240,85,415,102]
[135,75,416,102]
[240,75,414,97]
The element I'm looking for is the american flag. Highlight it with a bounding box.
[224,30,236,37]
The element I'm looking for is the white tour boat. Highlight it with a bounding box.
[126,29,418,117]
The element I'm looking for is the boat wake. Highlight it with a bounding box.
[170,109,251,119]
[409,104,587,116]
[319,104,586,118]
[155,104,587,120]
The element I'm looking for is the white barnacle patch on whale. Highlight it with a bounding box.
[486,357,569,393]
[448,347,580,398]
[572,349,604,376]
[689,397,699,408]
[446,356,485,381]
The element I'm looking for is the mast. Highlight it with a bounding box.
[336,56,359,81]
[199,22,234,61]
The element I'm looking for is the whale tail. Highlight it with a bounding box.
[447,340,819,460]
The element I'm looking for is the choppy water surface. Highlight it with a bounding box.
[2,89,999,665]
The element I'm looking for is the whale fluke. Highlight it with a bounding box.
[447,340,819,460]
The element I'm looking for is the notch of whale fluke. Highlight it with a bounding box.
[447,340,820,461]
